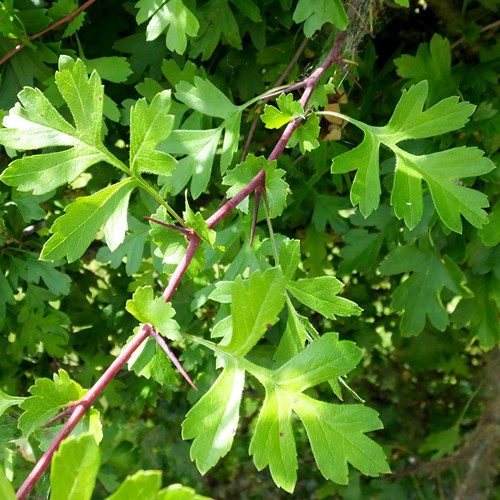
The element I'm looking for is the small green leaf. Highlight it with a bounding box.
[126,286,181,340]
[182,360,245,473]
[136,0,199,54]
[288,113,320,153]
[183,195,217,247]
[223,268,286,357]
[106,470,162,500]
[130,91,176,176]
[127,336,178,385]
[222,154,288,217]
[84,56,132,83]
[261,93,303,129]
[293,0,348,37]
[0,389,26,418]
[18,370,85,437]
[51,433,100,500]
[418,425,461,460]
[287,276,362,319]
[41,178,137,262]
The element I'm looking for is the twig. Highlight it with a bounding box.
[241,37,309,161]
[15,28,349,500]
[0,0,98,66]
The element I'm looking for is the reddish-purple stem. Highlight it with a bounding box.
[16,324,152,500]
[16,30,348,500]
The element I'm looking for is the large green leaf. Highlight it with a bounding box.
[41,178,137,262]
[0,57,119,195]
[249,333,388,492]
[51,433,100,500]
[223,268,286,356]
[332,80,494,229]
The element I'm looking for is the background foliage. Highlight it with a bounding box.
[0,0,499,498]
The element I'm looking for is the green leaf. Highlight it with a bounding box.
[288,113,321,153]
[176,76,239,120]
[183,196,217,247]
[106,470,162,500]
[249,383,297,492]
[136,0,199,54]
[0,57,118,195]
[223,268,286,357]
[379,247,473,336]
[18,369,85,437]
[130,90,177,176]
[312,195,350,233]
[0,466,16,500]
[331,81,494,229]
[96,217,150,275]
[261,93,303,129]
[84,56,132,83]
[395,35,456,105]
[293,0,348,37]
[50,433,100,500]
[287,276,362,319]
[160,129,222,198]
[0,272,16,322]
[127,336,178,385]
[157,484,213,499]
[276,334,363,393]
[182,359,245,473]
[249,333,387,491]
[126,286,181,340]
[293,396,390,484]
[394,148,493,232]
[0,389,26,418]
[174,77,243,173]
[189,0,242,60]
[41,178,137,262]
[222,154,288,217]
[418,425,461,460]
[338,229,384,275]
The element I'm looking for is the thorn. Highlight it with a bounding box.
[149,328,198,391]
[145,217,192,237]
[250,188,262,247]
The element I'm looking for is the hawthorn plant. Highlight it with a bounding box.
[0,0,498,498]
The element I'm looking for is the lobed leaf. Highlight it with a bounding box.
[0,57,118,195]
[182,360,245,473]
[293,0,348,37]
[18,370,85,437]
[223,268,286,356]
[126,286,181,340]
[136,0,199,54]
[130,90,176,176]
[332,80,494,228]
